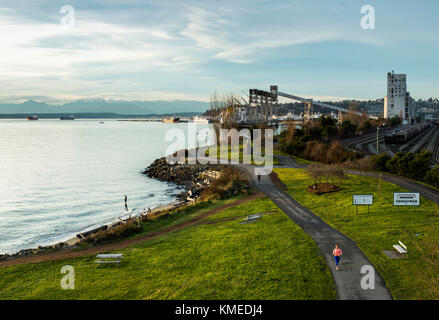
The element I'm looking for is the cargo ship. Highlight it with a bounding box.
[60,115,75,120]
[162,117,180,123]
[26,115,38,120]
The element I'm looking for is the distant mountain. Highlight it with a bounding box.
[0,99,209,114]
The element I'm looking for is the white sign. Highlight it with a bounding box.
[353,194,373,205]
[394,193,420,206]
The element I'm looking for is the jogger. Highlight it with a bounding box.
[333,244,343,271]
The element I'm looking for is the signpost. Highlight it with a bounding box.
[394,193,420,206]
[353,194,373,214]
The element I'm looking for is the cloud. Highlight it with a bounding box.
[0,0,438,102]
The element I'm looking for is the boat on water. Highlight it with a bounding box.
[162,117,180,123]
[26,115,38,120]
[60,115,75,120]
[192,116,209,124]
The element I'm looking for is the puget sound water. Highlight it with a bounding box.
[0,119,211,254]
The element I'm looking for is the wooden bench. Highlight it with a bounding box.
[393,241,407,257]
[240,213,262,224]
[95,253,123,266]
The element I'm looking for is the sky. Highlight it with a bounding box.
[0,0,438,104]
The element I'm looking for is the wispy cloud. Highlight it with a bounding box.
[0,0,438,102]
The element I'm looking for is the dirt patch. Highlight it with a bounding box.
[306,183,341,195]
[0,192,264,268]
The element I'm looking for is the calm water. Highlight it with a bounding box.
[0,119,210,254]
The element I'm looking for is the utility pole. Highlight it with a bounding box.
[376,126,380,154]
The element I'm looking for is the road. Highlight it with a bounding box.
[243,163,392,300]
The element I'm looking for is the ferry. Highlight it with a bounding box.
[26,115,38,120]
[60,115,75,120]
[162,117,180,123]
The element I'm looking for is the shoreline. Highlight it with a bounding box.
[0,147,218,261]
[0,198,188,260]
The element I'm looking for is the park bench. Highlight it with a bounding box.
[393,241,407,257]
[95,253,123,266]
[240,213,262,224]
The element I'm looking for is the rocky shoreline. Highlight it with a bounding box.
[143,154,223,201]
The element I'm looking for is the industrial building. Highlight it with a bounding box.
[384,71,416,123]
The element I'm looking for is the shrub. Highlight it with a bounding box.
[200,167,249,201]
[386,151,432,180]
[326,141,348,164]
[425,166,439,188]
[408,150,433,180]
[85,222,143,244]
[371,153,391,171]
[323,125,338,139]
[307,125,323,140]
[303,141,328,162]
[360,120,373,133]
[338,120,357,138]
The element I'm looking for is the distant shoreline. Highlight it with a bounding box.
[0,112,202,119]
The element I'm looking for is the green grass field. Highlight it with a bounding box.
[205,144,279,165]
[274,168,439,300]
[0,197,335,300]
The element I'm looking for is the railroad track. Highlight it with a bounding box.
[341,133,384,152]
[428,127,439,164]
[409,126,437,154]
[394,126,434,153]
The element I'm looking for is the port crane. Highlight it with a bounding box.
[245,85,378,123]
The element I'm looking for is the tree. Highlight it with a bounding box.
[389,116,401,127]
[339,120,358,138]
[307,164,324,184]
[385,151,432,180]
[425,166,439,188]
[371,153,391,172]
[408,150,433,180]
[303,141,328,162]
[326,141,348,163]
[360,120,373,133]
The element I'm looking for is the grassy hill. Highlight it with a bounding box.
[0,196,335,300]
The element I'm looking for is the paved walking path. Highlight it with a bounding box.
[243,161,393,300]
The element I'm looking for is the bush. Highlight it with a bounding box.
[338,121,357,138]
[307,125,323,140]
[386,150,432,180]
[371,154,391,171]
[409,150,433,180]
[85,222,143,244]
[326,141,348,164]
[303,141,328,162]
[279,126,308,156]
[425,166,439,188]
[360,120,373,133]
[323,125,338,139]
[200,167,249,201]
